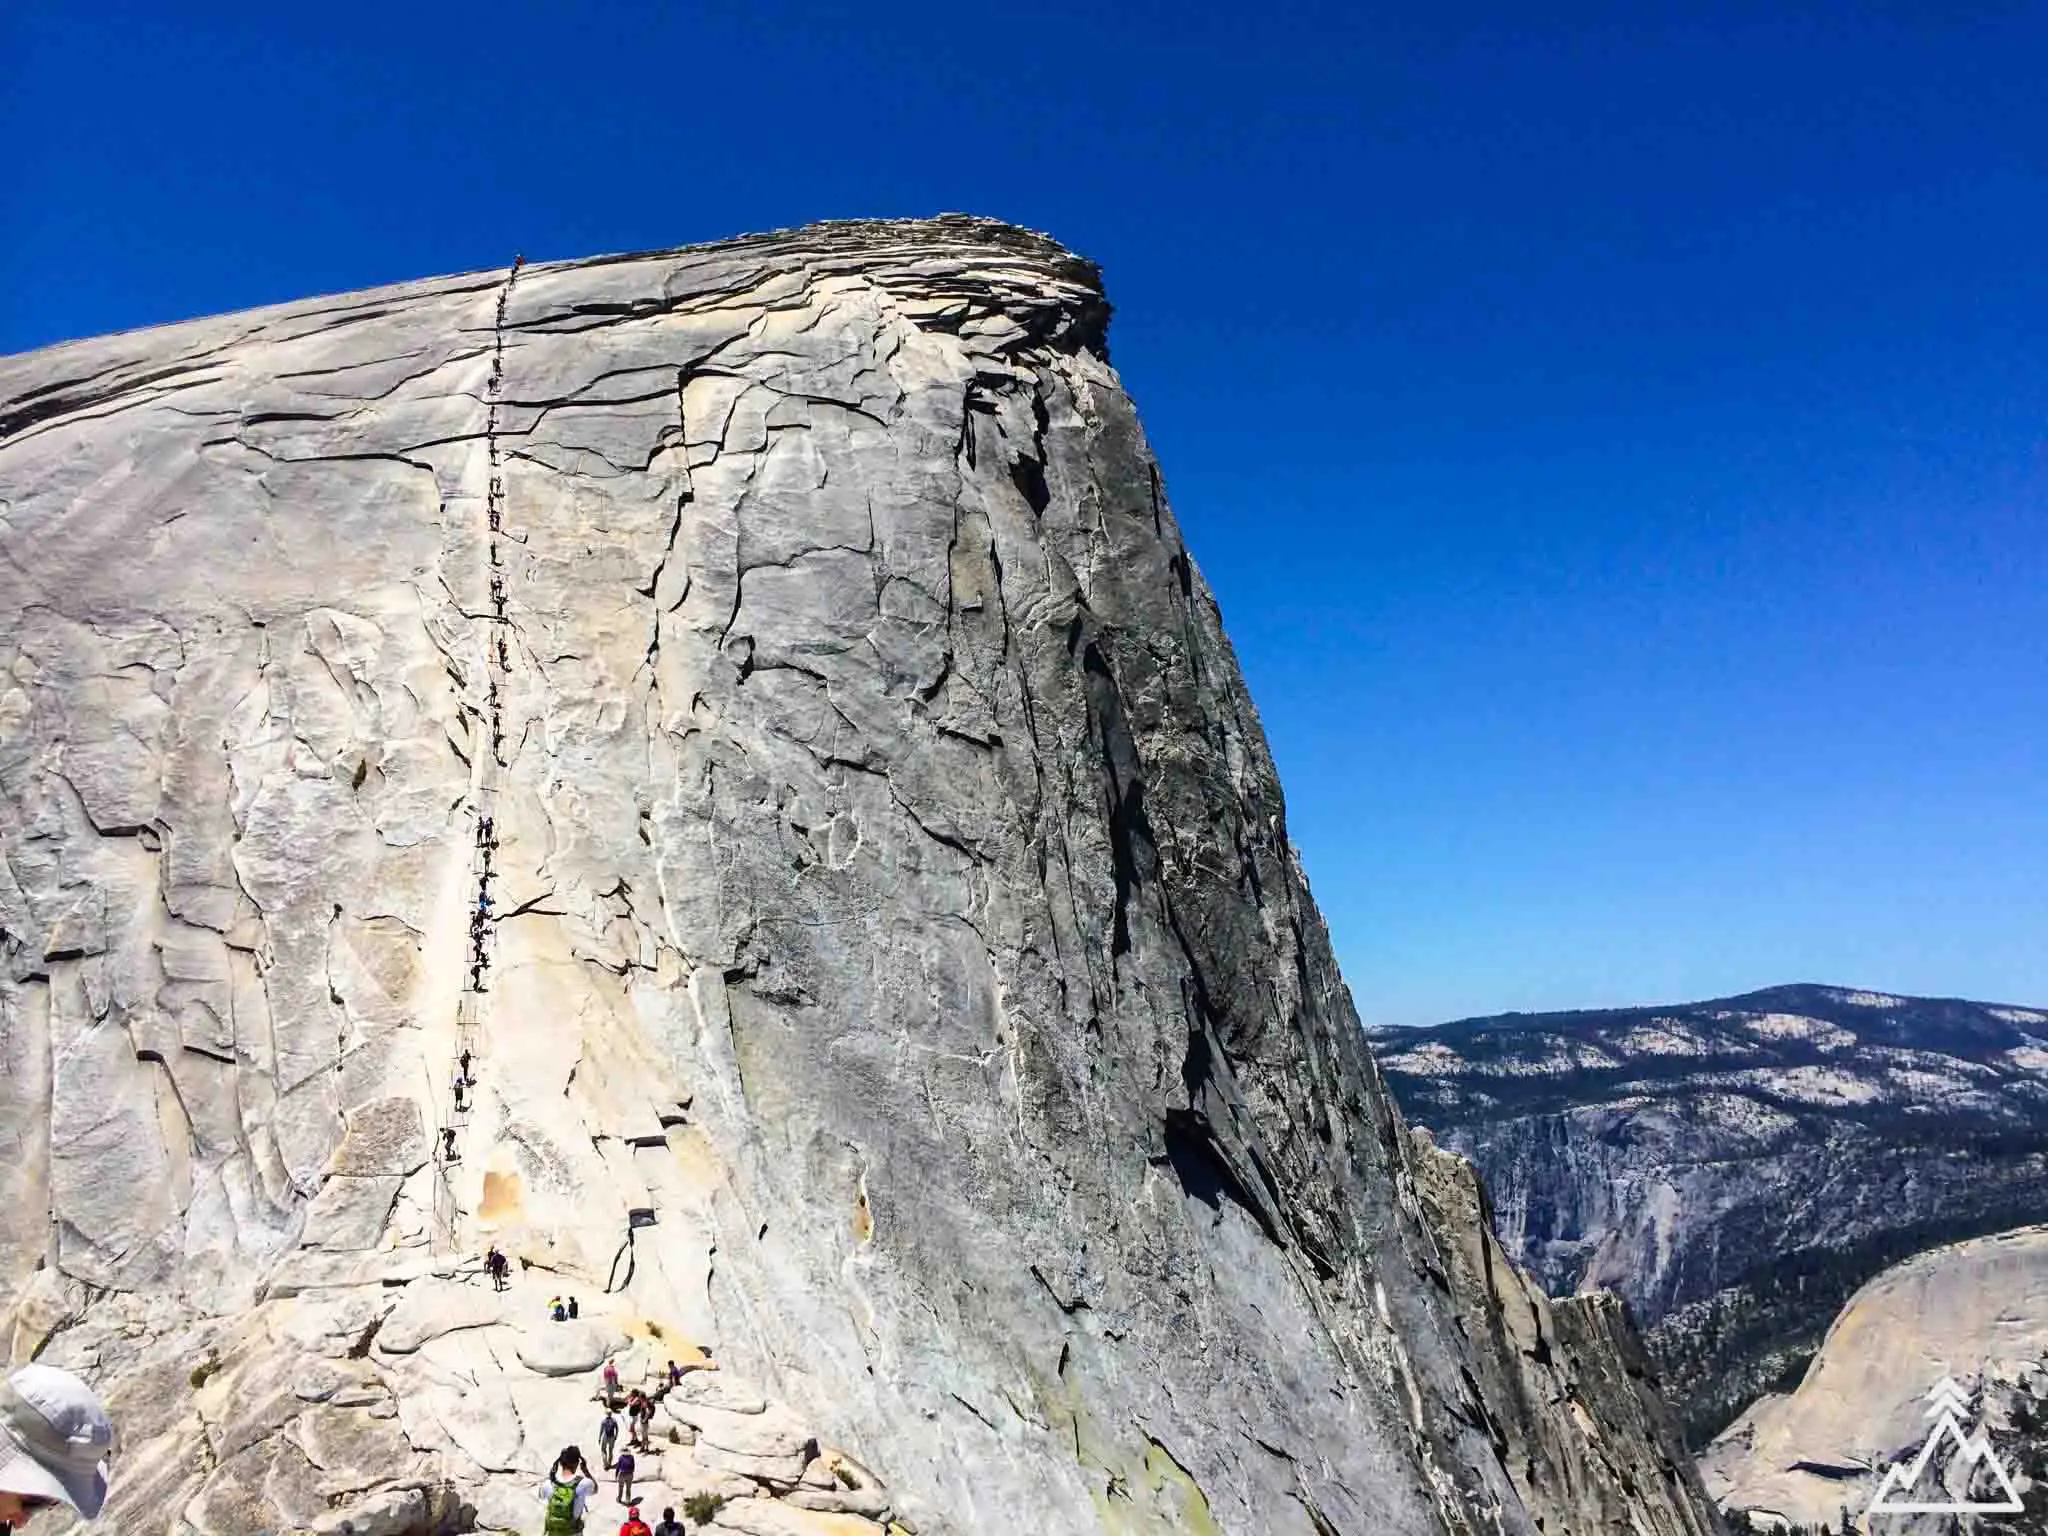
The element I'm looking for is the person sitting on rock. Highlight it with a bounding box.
[665,1359,681,1389]
[612,1448,635,1506]
[617,1503,651,1536]
[551,1297,568,1323]
[597,1408,619,1469]
[567,1296,580,1320]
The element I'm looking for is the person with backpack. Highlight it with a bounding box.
[612,1448,636,1505]
[536,1445,597,1535]
[597,1408,619,1469]
[652,1508,685,1536]
[617,1504,651,1536]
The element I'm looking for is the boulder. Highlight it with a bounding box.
[514,1318,630,1377]
[376,1280,506,1353]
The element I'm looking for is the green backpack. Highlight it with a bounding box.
[543,1477,583,1535]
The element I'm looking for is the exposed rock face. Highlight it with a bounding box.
[1700,1225,2048,1531]
[0,216,1716,1534]
[1369,984,2048,1443]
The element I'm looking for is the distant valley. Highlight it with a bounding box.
[1370,983,2048,1445]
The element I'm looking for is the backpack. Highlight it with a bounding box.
[543,1478,583,1535]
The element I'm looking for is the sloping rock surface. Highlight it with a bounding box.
[0,215,1716,1534]
[1370,983,2048,1442]
[1700,1225,2048,1531]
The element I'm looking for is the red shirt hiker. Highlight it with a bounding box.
[619,1511,652,1536]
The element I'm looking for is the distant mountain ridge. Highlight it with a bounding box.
[1368,983,2048,1444]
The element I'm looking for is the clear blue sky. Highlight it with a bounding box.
[7,2,2045,1024]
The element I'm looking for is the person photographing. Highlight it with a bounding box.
[0,1365,114,1532]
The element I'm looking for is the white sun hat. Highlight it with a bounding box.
[0,1364,112,1518]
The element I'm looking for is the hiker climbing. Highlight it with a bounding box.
[612,1448,635,1506]
[622,1391,645,1449]
[601,1358,620,1396]
[618,1504,651,1536]
[440,1127,457,1161]
[537,1446,597,1536]
[597,1407,619,1470]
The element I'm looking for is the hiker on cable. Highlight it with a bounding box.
[536,1445,597,1536]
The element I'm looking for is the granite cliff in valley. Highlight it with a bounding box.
[1371,984,2048,1447]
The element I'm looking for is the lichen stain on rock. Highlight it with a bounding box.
[477,1167,524,1224]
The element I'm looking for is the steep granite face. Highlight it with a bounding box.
[0,217,1716,1535]
[1370,984,2048,1445]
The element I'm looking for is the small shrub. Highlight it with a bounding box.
[684,1492,724,1525]
[188,1356,219,1389]
[667,1426,681,1445]
[834,1464,858,1489]
[646,1321,663,1339]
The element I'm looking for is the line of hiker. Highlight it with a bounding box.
[483,254,522,644]
[432,256,524,1251]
